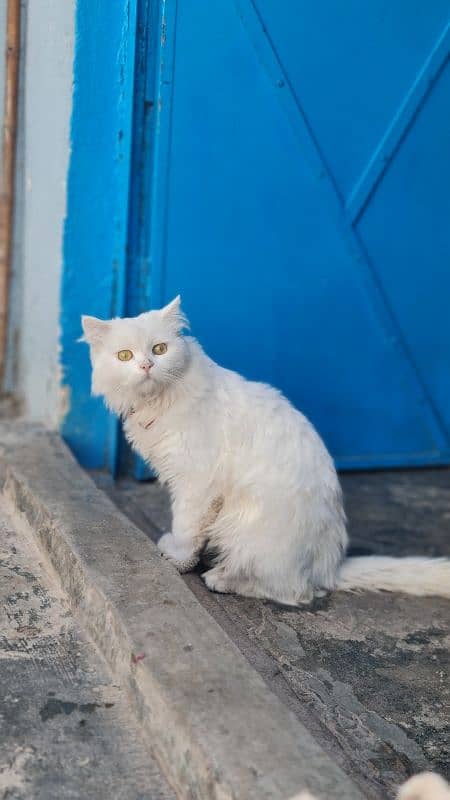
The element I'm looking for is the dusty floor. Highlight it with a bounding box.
[0,497,175,800]
[95,468,450,800]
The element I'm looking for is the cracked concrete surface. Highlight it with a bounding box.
[0,499,175,800]
[96,469,450,800]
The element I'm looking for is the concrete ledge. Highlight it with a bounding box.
[0,423,364,800]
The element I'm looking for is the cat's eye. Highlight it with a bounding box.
[152,343,167,355]
[117,349,133,361]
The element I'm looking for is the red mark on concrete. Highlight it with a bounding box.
[131,652,146,664]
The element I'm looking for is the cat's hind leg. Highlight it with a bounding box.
[201,563,315,605]
[201,564,237,594]
[202,503,330,605]
[201,565,271,599]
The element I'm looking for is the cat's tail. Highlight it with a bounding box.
[336,555,450,598]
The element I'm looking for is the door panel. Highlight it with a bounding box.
[357,62,450,441]
[251,0,450,198]
[135,0,450,468]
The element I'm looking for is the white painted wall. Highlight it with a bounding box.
[4,0,75,425]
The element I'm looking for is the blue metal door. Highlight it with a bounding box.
[62,1,450,471]
[135,0,450,468]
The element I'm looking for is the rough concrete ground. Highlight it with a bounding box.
[95,469,450,800]
[0,497,175,800]
[3,425,364,800]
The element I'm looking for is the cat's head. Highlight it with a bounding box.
[81,296,190,412]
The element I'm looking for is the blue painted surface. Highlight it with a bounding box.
[62,0,450,471]
[61,0,137,469]
[142,0,450,468]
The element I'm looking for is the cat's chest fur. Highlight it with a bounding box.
[122,401,214,482]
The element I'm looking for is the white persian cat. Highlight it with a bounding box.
[82,297,450,606]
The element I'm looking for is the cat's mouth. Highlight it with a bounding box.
[136,373,158,394]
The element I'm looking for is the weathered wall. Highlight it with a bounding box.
[4,0,75,425]
[0,5,5,148]
[3,0,26,402]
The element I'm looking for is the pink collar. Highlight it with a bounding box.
[127,406,155,430]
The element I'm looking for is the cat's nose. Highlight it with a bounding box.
[140,359,154,373]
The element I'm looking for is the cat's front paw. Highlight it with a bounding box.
[158,533,199,574]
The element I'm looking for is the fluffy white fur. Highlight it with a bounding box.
[396,772,450,800]
[82,298,450,606]
[287,772,450,799]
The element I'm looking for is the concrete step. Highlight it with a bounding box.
[0,488,175,799]
[97,474,450,799]
[0,423,364,800]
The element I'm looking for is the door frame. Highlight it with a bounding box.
[61,0,161,472]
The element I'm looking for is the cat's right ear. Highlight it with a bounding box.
[80,315,110,344]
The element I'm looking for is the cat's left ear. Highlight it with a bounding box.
[161,295,181,317]
[80,315,110,344]
[160,295,189,332]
